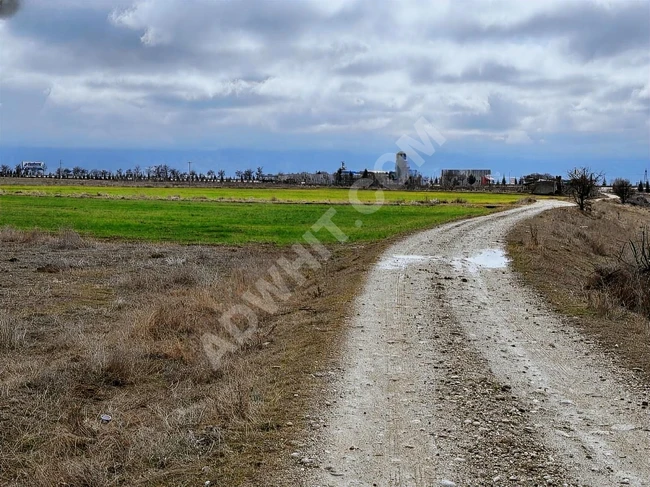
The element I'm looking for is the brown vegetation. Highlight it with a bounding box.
[0,227,381,486]
[508,200,650,378]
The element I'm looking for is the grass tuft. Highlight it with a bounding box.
[0,312,26,350]
[51,228,88,250]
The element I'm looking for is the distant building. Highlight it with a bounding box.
[395,152,409,184]
[440,169,491,187]
[278,171,333,185]
[531,180,557,195]
[21,161,45,175]
[368,170,390,185]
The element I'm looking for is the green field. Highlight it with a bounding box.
[0,184,527,205]
[0,195,495,245]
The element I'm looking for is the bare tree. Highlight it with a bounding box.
[256,166,264,181]
[217,169,225,182]
[567,167,603,211]
[612,178,634,204]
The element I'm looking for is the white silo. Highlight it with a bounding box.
[395,152,409,184]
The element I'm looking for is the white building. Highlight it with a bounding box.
[21,161,45,175]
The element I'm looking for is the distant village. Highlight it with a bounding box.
[0,152,600,195]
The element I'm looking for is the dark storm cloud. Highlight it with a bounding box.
[0,0,20,19]
[6,1,368,80]
[445,1,650,60]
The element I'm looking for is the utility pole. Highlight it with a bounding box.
[188,161,192,186]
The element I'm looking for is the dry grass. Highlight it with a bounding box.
[0,225,49,245]
[0,228,379,485]
[527,224,539,247]
[0,225,90,250]
[586,227,650,319]
[516,196,537,205]
[0,312,26,350]
[508,200,650,378]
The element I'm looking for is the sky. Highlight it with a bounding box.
[0,0,649,181]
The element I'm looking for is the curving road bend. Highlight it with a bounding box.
[299,200,650,487]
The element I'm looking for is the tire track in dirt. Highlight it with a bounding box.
[292,201,649,486]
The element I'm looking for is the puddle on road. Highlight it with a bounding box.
[377,249,509,272]
[452,249,509,273]
[378,254,430,270]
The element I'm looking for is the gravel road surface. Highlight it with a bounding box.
[292,201,650,487]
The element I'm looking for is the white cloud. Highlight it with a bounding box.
[0,0,648,151]
[505,130,533,145]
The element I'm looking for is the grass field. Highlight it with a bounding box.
[0,194,494,245]
[0,187,517,486]
[0,183,527,205]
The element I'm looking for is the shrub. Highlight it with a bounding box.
[587,228,650,319]
[612,178,634,204]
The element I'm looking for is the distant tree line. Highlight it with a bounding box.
[0,163,271,183]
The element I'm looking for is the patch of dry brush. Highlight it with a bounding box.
[0,229,277,485]
[0,226,373,486]
[507,201,650,378]
[587,227,650,319]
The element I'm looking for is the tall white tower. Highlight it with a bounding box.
[395,152,409,184]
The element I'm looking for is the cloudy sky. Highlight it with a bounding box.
[0,0,648,179]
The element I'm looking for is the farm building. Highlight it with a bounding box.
[530,180,557,195]
[440,169,491,187]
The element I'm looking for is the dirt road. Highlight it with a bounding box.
[295,201,650,486]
